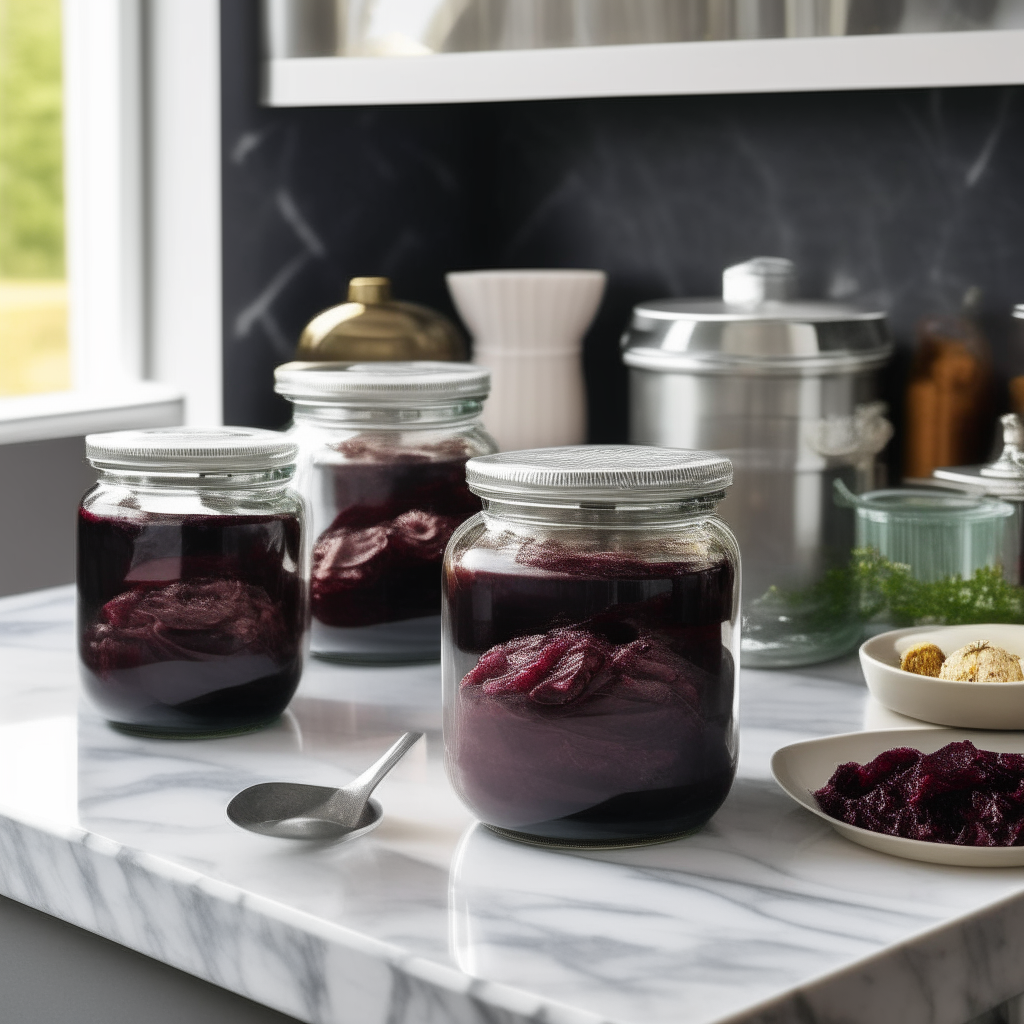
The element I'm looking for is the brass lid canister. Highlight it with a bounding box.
[295,277,466,362]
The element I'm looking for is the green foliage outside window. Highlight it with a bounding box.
[0,0,67,396]
[0,0,64,278]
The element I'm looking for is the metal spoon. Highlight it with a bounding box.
[227,731,423,841]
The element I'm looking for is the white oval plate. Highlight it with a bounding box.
[771,728,1024,866]
[860,623,1024,729]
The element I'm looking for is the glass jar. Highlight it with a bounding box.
[442,445,740,848]
[934,413,1024,586]
[836,483,1014,584]
[78,427,308,737]
[275,361,497,664]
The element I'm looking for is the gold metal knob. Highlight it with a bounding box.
[294,276,466,363]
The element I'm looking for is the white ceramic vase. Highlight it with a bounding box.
[446,269,607,452]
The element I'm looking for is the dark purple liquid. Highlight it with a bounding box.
[312,439,480,630]
[815,741,1024,846]
[446,542,737,844]
[78,507,305,734]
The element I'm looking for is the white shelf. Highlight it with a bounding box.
[265,28,1024,107]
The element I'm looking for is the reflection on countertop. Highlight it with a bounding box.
[1,584,1024,1024]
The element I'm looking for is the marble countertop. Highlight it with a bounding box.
[3,586,1024,1024]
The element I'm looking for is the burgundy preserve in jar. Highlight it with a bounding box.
[443,446,740,847]
[276,361,496,664]
[78,428,308,736]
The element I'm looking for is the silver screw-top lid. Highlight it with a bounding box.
[1014,304,1024,320]
[85,426,298,473]
[466,445,733,505]
[933,413,1024,498]
[274,361,490,404]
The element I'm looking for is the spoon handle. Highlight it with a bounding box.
[348,731,423,802]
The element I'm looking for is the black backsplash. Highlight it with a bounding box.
[222,0,1024,470]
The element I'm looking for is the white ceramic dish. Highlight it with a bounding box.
[771,727,1024,866]
[859,623,1024,729]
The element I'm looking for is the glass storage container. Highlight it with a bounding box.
[836,483,1014,582]
[275,361,496,664]
[834,478,1017,629]
[442,445,740,848]
[933,413,1024,586]
[78,427,308,736]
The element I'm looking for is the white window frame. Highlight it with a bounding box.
[0,0,223,443]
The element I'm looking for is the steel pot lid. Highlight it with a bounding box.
[933,414,1024,499]
[621,257,891,376]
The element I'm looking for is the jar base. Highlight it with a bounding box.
[311,615,441,666]
[108,716,281,740]
[312,650,440,667]
[481,822,704,850]
[741,622,863,668]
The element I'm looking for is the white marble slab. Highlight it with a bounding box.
[1,586,1024,1024]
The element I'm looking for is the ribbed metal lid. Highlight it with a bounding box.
[1015,304,1024,320]
[85,427,297,473]
[466,445,732,505]
[274,361,490,404]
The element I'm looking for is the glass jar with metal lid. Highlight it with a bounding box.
[78,427,308,736]
[933,413,1024,585]
[442,445,739,848]
[621,256,893,668]
[275,361,497,664]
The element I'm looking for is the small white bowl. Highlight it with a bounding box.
[860,623,1024,730]
[772,728,1024,866]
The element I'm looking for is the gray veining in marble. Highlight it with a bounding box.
[4,584,1024,1024]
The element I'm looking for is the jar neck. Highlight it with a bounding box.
[95,465,295,492]
[291,398,483,429]
[479,495,723,529]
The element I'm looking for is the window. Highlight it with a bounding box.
[0,0,68,396]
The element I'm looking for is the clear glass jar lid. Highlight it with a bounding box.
[85,426,298,473]
[274,361,490,405]
[466,445,733,506]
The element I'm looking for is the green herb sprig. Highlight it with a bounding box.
[762,549,1024,628]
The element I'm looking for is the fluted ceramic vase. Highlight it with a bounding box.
[446,269,606,451]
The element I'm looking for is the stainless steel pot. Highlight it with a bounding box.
[621,257,893,667]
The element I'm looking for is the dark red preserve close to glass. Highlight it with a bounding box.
[311,440,481,630]
[445,543,737,844]
[815,740,1024,846]
[78,508,305,734]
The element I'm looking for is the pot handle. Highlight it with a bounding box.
[805,401,894,464]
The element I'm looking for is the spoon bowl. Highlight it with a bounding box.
[227,783,383,841]
[226,731,422,841]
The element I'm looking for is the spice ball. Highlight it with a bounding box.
[938,641,1024,683]
[900,642,946,677]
